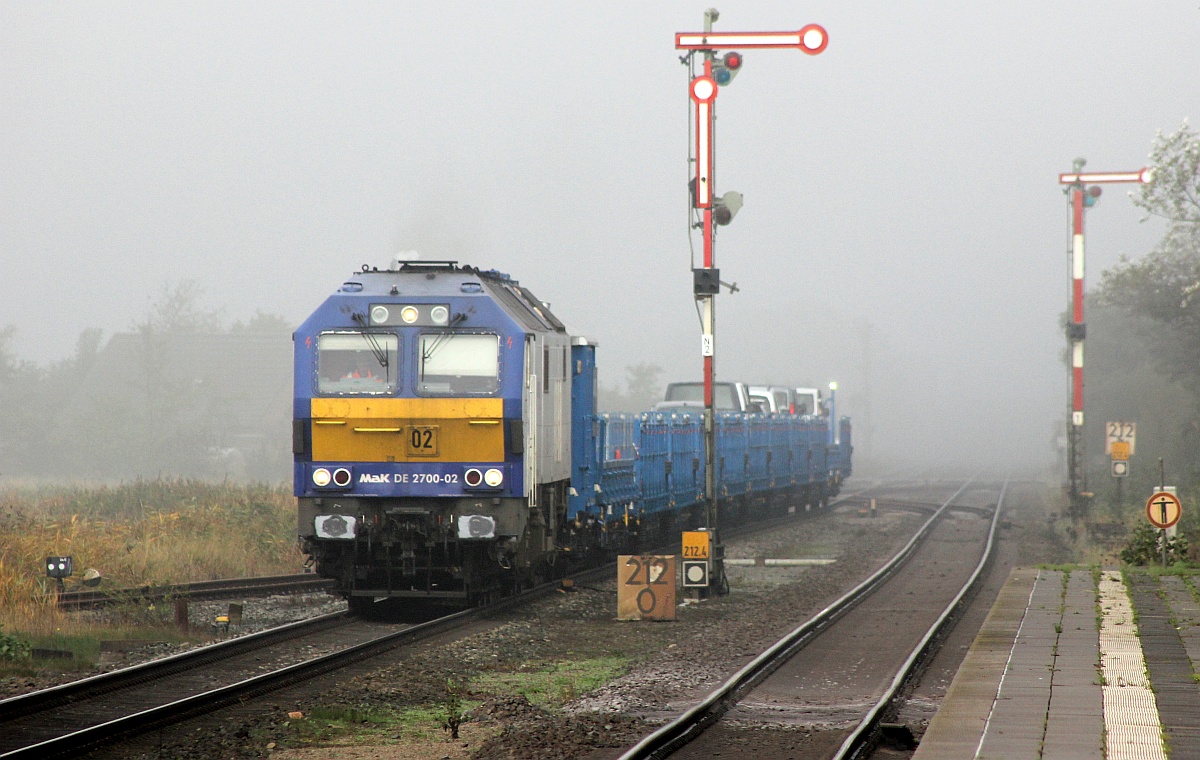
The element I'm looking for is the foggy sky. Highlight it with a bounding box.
[3,2,1196,473]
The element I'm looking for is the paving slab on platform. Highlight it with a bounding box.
[1160,575,1200,675]
[1127,573,1200,760]
[913,568,1200,759]
[914,568,1105,760]
[913,567,1042,759]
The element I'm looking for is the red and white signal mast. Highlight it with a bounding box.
[676,9,827,593]
[1057,160,1151,513]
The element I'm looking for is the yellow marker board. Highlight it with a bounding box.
[681,531,711,560]
[617,555,676,621]
[1111,441,1130,461]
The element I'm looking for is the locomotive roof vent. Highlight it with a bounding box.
[391,250,420,269]
[396,260,459,272]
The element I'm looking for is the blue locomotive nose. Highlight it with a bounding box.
[292,262,573,604]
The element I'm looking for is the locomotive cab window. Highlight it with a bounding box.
[418,333,499,395]
[317,332,399,394]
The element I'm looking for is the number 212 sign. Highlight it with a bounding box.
[617,555,676,621]
[1105,421,1136,456]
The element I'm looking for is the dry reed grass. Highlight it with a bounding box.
[0,479,303,642]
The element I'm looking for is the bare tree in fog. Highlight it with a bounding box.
[0,283,292,482]
[599,362,664,413]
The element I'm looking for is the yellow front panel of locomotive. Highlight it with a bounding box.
[309,398,505,463]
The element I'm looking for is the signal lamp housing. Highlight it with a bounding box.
[713,51,743,87]
[712,191,744,226]
[46,556,73,579]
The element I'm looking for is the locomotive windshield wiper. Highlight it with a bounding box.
[361,332,390,375]
[420,313,468,370]
[350,312,390,374]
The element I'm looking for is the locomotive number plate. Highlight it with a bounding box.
[407,426,439,457]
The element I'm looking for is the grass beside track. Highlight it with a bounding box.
[0,479,304,671]
[274,656,629,752]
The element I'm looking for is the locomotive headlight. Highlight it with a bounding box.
[370,305,389,324]
[430,305,449,325]
[483,468,504,487]
[312,468,332,487]
[400,305,419,324]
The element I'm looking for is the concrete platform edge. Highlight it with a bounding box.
[912,567,1039,759]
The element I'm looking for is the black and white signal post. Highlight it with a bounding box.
[675,10,827,594]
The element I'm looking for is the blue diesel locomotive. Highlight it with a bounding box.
[293,261,851,608]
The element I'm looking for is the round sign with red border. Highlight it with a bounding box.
[798,24,828,55]
[1146,491,1181,530]
[690,75,717,104]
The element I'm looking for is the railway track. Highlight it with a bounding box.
[618,479,1007,759]
[2,564,615,759]
[2,484,897,759]
[55,573,335,611]
[0,610,352,759]
[832,481,1006,759]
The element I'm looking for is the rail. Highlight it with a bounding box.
[0,565,610,760]
[616,479,977,760]
[7,482,885,759]
[55,573,335,610]
[832,478,1008,759]
[0,612,350,726]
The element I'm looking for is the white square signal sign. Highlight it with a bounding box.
[682,560,709,587]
